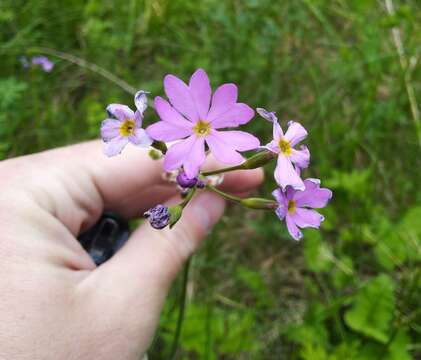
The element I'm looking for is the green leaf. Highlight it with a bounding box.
[345,274,395,343]
[304,230,333,273]
[375,206,421,270]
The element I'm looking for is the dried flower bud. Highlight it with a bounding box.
[176,171,198,188]
[144,204,171,229]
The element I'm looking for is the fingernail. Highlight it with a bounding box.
[191,192,225,233]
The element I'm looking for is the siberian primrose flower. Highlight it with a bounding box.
[101,90,153,157]
[272,179,332,240]
[146,69,260,178]
[259,108,310,190]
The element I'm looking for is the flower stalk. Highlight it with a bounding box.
[202,150,275,176]
[206,184,277,210]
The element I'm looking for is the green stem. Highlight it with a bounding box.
[202,164,244,176]
[180,187,196,207]
[28,46,137,95]
[202,150,276,176]
[169,258,191,360]
[206,184,243,203]
[206,184,278,210]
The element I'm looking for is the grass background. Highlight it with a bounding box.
[1,0,420,358]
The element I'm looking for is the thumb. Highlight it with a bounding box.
[103,191,225,287]
[84,191,225,348]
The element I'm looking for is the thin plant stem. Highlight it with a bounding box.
[202,164,245,176]
[28,46,137,95]
[384,0,421,146]
[180,187,196,207]
[206,184,243,203]
[169,258,191,360]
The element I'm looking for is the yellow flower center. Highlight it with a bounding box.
[193,120,211,137]
[288,200,296,214]
[119,119,136,137]
[278,138,292,156]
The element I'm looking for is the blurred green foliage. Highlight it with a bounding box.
[1,0,420,358]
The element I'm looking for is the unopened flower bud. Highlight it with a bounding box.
[149,149,163,160]
[176,171,198,188]
[240,197,278,210]
[242,151,276,170]
[144,204,171,229]
[196,179,206,188]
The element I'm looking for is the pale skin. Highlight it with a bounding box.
[0,141,263,360]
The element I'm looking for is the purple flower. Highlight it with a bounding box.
[261,108,310,190]
[272,179,332,240]
[146,69,260,178]
[101,90,153,157]
[144,205,171,229]
[176,171,198,188]
[31,56,54,72]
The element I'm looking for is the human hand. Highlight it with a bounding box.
[0,141,262,360]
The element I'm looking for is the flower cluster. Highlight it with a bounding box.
[100,69,332,240]
[20,55,54,72]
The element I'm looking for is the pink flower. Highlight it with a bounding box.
[272,179,332,240]
[101,91,153,156]
[259,108,309,190]
[146,69,260,178]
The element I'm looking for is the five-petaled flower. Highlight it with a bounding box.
[259,108,310,190]
[146,69,260,178]
[272,179,332,240]
[101,90,153,157]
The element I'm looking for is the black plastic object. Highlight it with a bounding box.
[77,212,130,265]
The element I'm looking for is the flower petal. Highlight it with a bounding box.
[134,90,149,114]
[164,74,198,122]
[272,189,288,219]
[154,96,193,128]
[103,137,129,157]
[205,130,245,165]
[209,103,254,129]
[293,208,324,229]
[284,121,307,146]
[272,188,285,203]
[129,128,153,147]
[264,140,279,154]
[286,186,296,201]
[189,68,211,120]
[273,120,284,141]
[286,214,303,240]
[294,179,333,208]
[106,104,135,121]
[164,136,206,178]
[212,130,260,151]
[101,119,121,142]
[290,146,310,169]
[183,137,206,178]
[207,83,238,121]
[134,110,143,127]
[256,107,278,123]
[274,154,305,191]
[146,121,192,142]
